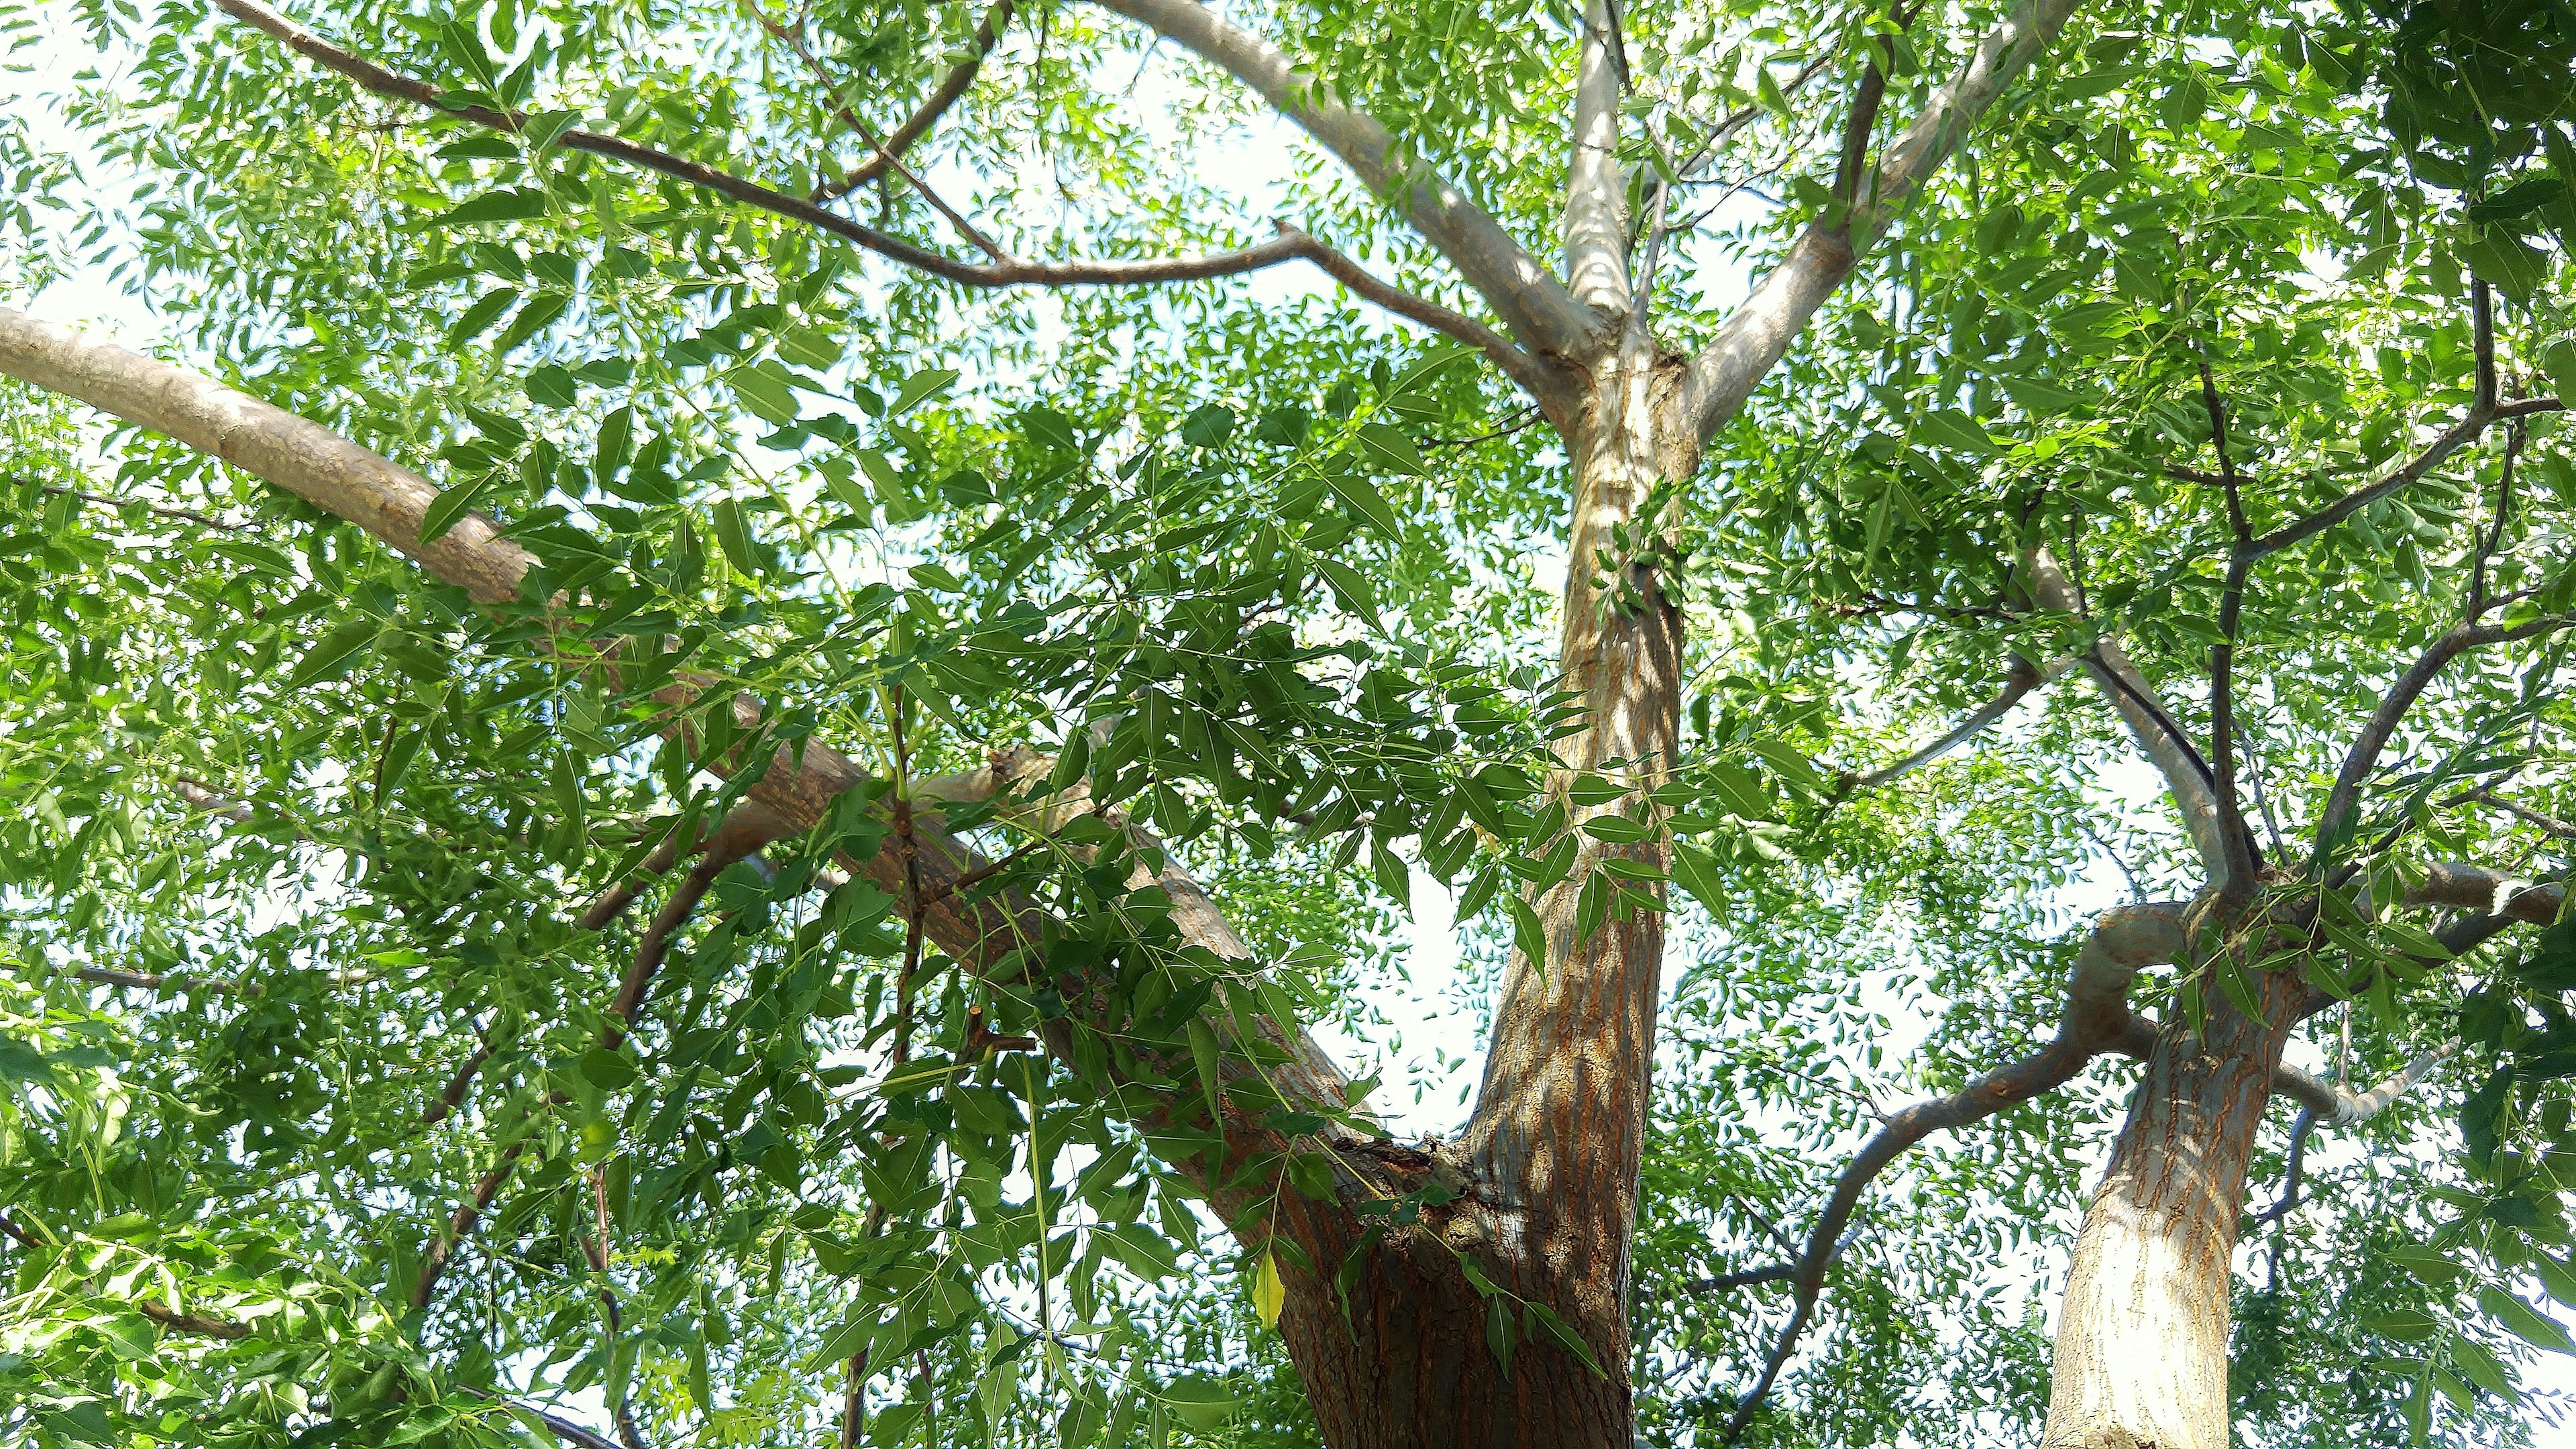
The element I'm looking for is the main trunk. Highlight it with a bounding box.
[1254,341,1688,1448]
[2042,966,2303,1449]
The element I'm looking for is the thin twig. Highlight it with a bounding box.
[31,480,256,533]
[811,0,1015,202]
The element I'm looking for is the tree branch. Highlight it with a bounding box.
[27,479,256,533]
[1677,0,2080,444]
[811,0,1016,202]
[2316,614,2576,853]
[2198,353,2263,895]
[1276,225,1568,408]
[2249,286,2557,563]
[1084,0,1602,371]
[1563,0,1632,314]
[216,0,1329,291]
[2269,1042,2456,1130]
[753,7,1006,258]
[0,308,1387,1251]
[1846,651,2072,790]
[2027,546,2238,886]
[2457,786,2576,841]
[1719,900,2186,1440]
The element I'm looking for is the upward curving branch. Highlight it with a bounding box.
[0,303,1389,1228]
[1084,0,1601,386]
[811,0,1016,203]
[1562,0,1632,314]
[1717,900,2188,1442]
[1676,0,2081,445]
[2027,547,2240,888]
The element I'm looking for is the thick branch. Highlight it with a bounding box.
[1085,0,1601,370]
[0,309,1381,1246]
[1562,0,1631,313]
[1678,0,2080,443]
[2269,1042,2455,1129]
[812,0,1016,202]
[2199,356,2262,895]
[2027,547,2237,885]
[217,0,1324,292]
[1719,901,2185,1440]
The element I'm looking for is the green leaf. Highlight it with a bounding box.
[1915,409,1997,453]
[1324,468,1404,537]
[492,291,570,356]
[2457,228,2548,307]
[578,1047,636,1089]
[425,188,551,228]
[710,497,755,576]
[1509,895,1548,968]
[1521,1301,1607,1377]
[1312,557,1384,631]
[1185,1016,1223,1120]
[1163,1378,1236,1433]
[2447,1332,2516,1399]
[417,473,494,545]
[1354,422,1426,476]
[2477,1285,2574,1354]
[1668,842,1725,912]
[447,287,519,347]
[729,366,801,425]
[1486,1295,1516,1377]
[287,619,382,689]
[890,368,959,417]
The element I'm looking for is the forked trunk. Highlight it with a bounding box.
[2043,966,2304,1449]
[1254,340,1690,1448]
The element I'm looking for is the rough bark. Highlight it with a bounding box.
[2043,965,2306,1449]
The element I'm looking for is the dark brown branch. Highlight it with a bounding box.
[2259,280,2548,564]
[1673,50,1838,180]
[756,10,1005,258]
[1273,224,1564,410]
[1718,904,2186,1442]
[1847,652,2068,790]
[138,1300,253,1339]
[421,1032,492,1126]
[1832,4,1922,206]
[2316,614,2576,851]
[2470,420,2522,613]
[217,0,1316,290]
[460,1387,625,1449]
[0,1212,46,1248]
[412,1149,523,1309]
[2457,786,2576,840]
[2199,352,2262,894]
[2247,1108,2316,1232]
[1421,406,1542,448]
[812,0,1015,203]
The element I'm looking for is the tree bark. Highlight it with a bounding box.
[2042,965,2306,1449]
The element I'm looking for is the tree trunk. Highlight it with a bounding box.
[1267,1189,1637,1449]
[2042,965,2304,1449]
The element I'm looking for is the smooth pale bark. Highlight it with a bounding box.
[2044,967,2307,1449]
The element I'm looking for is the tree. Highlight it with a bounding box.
[1,0,2575,1444]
